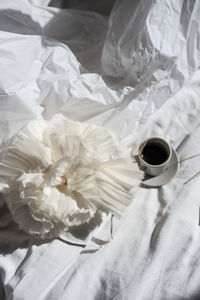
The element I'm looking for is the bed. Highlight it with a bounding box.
[0,1,200,299]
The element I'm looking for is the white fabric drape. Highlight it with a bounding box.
[0,0,200,299]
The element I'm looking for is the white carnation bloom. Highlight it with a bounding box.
[0,114,142,238]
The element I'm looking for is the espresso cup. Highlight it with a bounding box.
[138,137,172,176]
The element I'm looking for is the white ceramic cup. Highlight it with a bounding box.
[138,137,172,176]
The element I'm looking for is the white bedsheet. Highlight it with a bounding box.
[0,0,200,299]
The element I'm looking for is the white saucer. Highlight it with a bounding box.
[141,148,179,187]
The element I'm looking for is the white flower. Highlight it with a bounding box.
[0,114,142,238]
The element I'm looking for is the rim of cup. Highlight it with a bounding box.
[138,137,172,168]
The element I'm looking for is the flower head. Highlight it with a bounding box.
[0,114,142,238]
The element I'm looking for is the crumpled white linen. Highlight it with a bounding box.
[0,0,200,300]
[0,114,142,238]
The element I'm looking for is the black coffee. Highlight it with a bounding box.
[141,142,169,165]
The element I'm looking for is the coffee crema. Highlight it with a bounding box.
[141,142,169,165]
